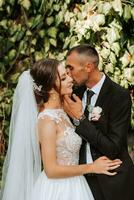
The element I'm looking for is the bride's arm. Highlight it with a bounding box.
[38,117,122,179]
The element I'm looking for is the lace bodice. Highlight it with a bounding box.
[38,109,82,165]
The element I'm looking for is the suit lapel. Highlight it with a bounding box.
[95,75,113,107]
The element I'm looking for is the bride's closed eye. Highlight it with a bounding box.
[61,76,66,81]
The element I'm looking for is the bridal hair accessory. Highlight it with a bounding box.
[33,80,42,92]
[88,106,102,121]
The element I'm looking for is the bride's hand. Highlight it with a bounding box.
[90,156,122,176]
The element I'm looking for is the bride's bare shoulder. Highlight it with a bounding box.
[37,114,57,142]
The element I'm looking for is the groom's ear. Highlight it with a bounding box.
[85,62,93,73]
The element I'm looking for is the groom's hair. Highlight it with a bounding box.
[67,44,99,67]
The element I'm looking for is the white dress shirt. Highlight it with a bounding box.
[82,73,106,163]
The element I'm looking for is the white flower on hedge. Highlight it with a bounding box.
[81,11,88,19]
[113,75,120,84]
[123,5,131,21]
[114,68,121,76]
[98,55,103,71]
[86,14,105,31]
[111,42,120,56]
[98,2,112,15]
[106,28,120,44]
[109,19,122,31]
[102,41,110,49]
[120,51,131,68]
[105,63,114,73]
[75,13,105,34]
[124,68,134,83]
[127,44,134,56]
[101,47,110,59]
[130,55,134,67]
[112,0,123,16]
[82,1,96,17]
[109,52,117,64]
[120,79,128,88]
[75,20,89,35]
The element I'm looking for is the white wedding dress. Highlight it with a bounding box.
[31,108,94,200]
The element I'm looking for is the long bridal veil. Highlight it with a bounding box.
[1,71,41,200]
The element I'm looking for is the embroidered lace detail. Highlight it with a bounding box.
[38,109,82,165]
[38,109,69,124]
[56,127,82,165]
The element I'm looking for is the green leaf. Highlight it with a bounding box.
[10,72,20,83]
[50,38,57,47]
[46,16,54,26]
[18,40,27,54]
[53,4,60,11]
[59,32,65,40]
[19,0,31,10]
[123,5,131,22]
[55,11,64,26]
[34,51,44,61]
[44,38,50,52]
[0,0,4,7]
[63,37,70,49]
[5,103,12,116]
[26,30,32,36]
[8,49,16,60]
[30,15,43,29]
[31,38,37,45]
[0,19,8,29]
[69,36,77,48]
[8,0,16,6]
[0,74,5,83]
[131,7,134,20]
[38,30,46,38]
[32,0,41,7]
[16,31,25,42]
[47,27,58,38]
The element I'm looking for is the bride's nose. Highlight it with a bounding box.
[68,75,73,83]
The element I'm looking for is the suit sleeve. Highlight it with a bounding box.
[75,90,132,159]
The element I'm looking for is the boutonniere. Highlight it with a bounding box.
[87,105,102,121]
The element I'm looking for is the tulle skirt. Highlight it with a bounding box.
[31,171,94,200]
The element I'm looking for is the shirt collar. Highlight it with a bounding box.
[87,73,106,95]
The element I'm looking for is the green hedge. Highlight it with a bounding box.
[0,0,134,184]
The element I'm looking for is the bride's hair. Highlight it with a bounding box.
[30,58,61,105]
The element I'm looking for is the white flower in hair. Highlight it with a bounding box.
[33,81,42,92]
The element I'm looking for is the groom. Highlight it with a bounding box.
[64,44,134,200]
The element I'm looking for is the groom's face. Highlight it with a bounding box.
[66,51,88,86]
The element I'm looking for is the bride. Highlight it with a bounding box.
[1,58,122,200]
